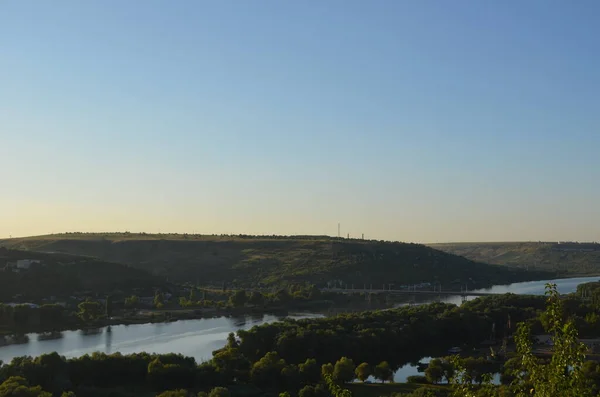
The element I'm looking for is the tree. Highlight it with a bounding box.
[208,388,229,397]
[449,356,496,397]
[226,333,238,349]
[250,352,286,387]
[154,292,164,309]
[355,362,371,383]
[322,372,352,397]
[0,376,51,397]
[281,364,301,389]
[332,357,355,383]
[509,283,590,397]
[582,360,600,391]
[441,360,455,384]
[60,392,76,397]
[77,300,102,322]
[298,385,316,397]
[299,358,321,385]
[124,295,139,309]
[425,359,444,384]
[373,361,393,383]
[450,283,592,397]
[212,344,250,383]
[321,363,334,379]
[179,297,190,307]
[249,292,265,306]
[229,290,247,307]
[39,305,64,329]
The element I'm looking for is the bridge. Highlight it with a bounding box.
[321,287,500,297]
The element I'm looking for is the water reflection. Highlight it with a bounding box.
[80,328,103,336]
[395,276,600,307]
[229,315,247,328]
[37,332,63,342]
[105,326,112,354]
[0,313,324,363]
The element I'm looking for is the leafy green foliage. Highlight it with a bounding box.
[0,376,51,397]
[449,283,592,397]
[250,352,286,388]
[425,359,444,385]
[332,357,355,383]
[373,361,393,383]
[355,362,371,383]
[154,292,164,309]
[0,304,67,332]
[228,290,247,307]
[509,284,590,397]
[124,295,139,309]
[406,376,429,384]
[77,300,102,322]
[208,387,229,397]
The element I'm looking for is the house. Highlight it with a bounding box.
[16,259,41,270]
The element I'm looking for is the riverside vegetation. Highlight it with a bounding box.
[3,284,600,396]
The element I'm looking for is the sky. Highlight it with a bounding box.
[1,1,599,243]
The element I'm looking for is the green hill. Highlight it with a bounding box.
[0,247,164,301]
[428,241,600,275]
[1,233,552,289]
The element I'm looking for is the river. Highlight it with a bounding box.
[0,276,597,382]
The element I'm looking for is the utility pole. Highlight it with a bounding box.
[338,223,340,238]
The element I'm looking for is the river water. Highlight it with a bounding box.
[0,276,597,381]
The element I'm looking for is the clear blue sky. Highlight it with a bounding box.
[1,1,599,242]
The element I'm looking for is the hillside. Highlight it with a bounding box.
[0,233,552,289]
[0,247,164,301]
[429,241,600,275]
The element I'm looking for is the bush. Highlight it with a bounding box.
[406,375,429,384]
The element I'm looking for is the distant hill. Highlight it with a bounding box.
[0,233,552,289]
[0,247,164,301]
[428,242,600,275]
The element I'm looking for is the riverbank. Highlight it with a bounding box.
[2,274,598,340]
[0,298,390,340]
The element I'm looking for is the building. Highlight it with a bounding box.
[16,259,41,270]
